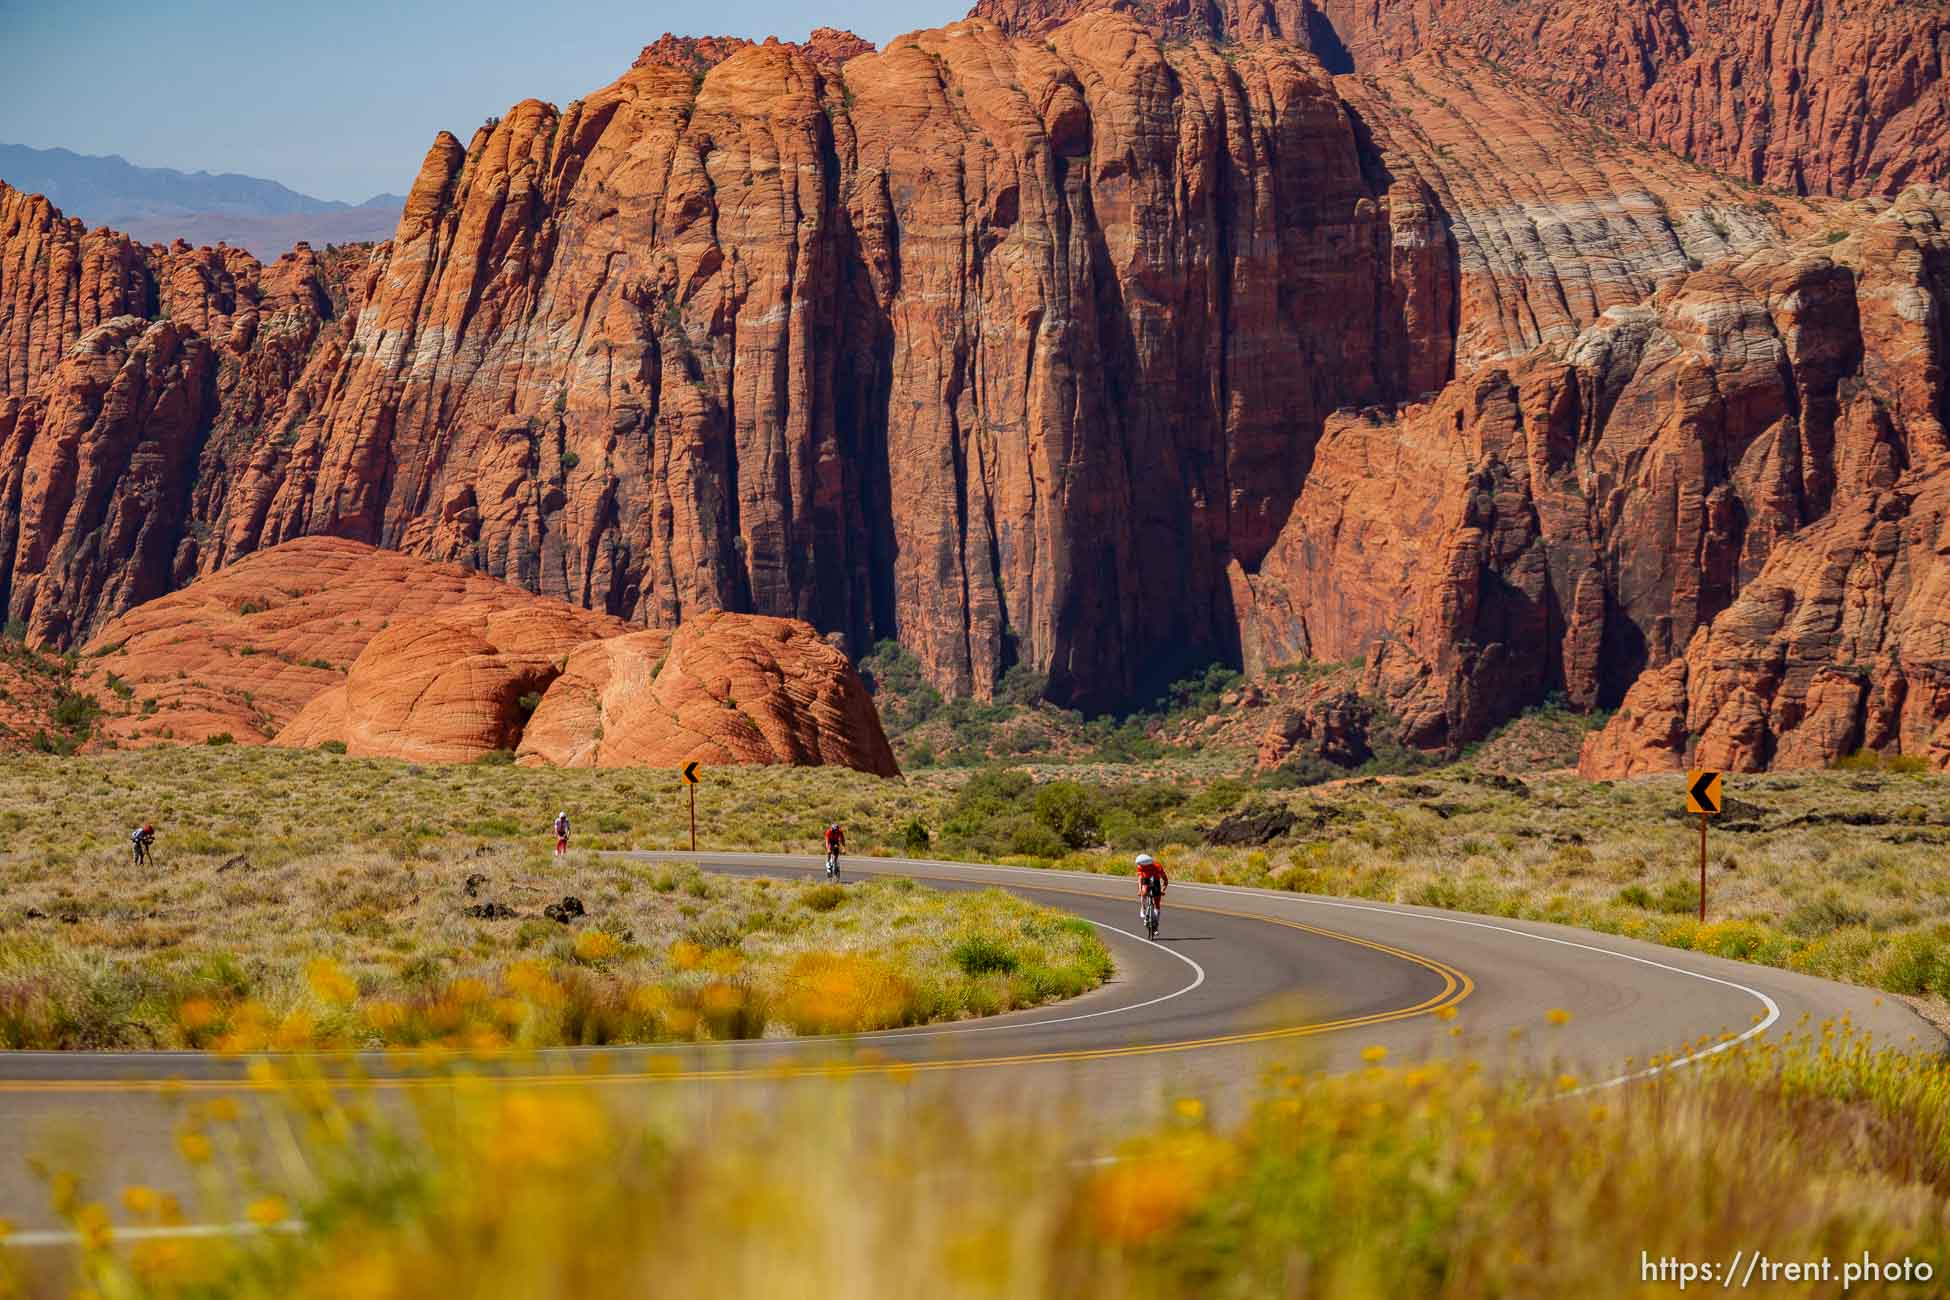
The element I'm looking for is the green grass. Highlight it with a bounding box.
[2,747,1946,1027]
[0,858,1109,1049]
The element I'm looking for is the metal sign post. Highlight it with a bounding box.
[1686,770,1722,922]
[682,761,702,851]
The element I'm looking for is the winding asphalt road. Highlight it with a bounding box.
[0,852,1942,1242]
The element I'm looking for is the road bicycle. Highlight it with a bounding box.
[1140,892,1161,938]
[826,848,841,880]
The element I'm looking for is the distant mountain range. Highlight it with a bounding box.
[0,142,403,259]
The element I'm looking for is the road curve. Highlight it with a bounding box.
[0,852,1941,1232]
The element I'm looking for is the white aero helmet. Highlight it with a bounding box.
[1134,853,1155,867]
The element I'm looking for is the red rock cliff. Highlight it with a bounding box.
[974,0,1950,199]
[3,7,1949,773]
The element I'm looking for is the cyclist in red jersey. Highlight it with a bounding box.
[1134,852,1169,922]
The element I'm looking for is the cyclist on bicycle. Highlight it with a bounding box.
[1135,851,1168,922]
[824,822,845,865]
[554,810,570,858]
[131,823,157,866]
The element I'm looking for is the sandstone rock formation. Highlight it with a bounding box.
[276,603,627,762]
[1579,466,1950,777]
[278,602,895,772]
[976,0,1950,199]
[76,536,583,746]
[1240,188,1950,761]
[3,5,1949,774]
[1,12,1819,708]
[515,613,899,774]
[61,535,895,772]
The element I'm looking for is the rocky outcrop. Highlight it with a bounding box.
[1239,188,1950,756]
[0,190,373,644]
[975,1,1950,199]
[633,28,874,74]
[75,536,580,746]
[3,6,1947,774]
[280,601,895,772]
[515,613,899,774]
[175,14,1431,709]
[277,603,628,762]
[62,535,895,770]
[1579,466,1950,777]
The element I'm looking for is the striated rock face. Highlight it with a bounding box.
[1,185,373,644]
[975,0,1950,199]
[280,601,895,771]
[3,5,1948,775]
[76,536,577,746]
[61,535,895,770]
[1579,468,1950,777]
[1241,188,1950,756]
[163,13,1428,709]
[516,612,899,774]
[277,603,628,762]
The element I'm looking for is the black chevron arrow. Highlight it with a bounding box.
[1688,770,1719,814]
[683,761,701,784]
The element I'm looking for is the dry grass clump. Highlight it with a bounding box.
[5,747,1947,1017]
[10,1023,1949,1299]
[0,836,1108,1050]
[958,767,1950,1003]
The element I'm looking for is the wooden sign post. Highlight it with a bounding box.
[682,760,702,850]
[1686,770,1722,922]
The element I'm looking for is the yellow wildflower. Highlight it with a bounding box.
[573,930,620,963]
[245,1195,288,1228]
[306,958,358,1006]
[74,1202,112,1251]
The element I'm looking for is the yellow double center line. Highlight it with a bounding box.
[0,872,1473,1094]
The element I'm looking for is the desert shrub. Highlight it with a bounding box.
[1008,820,1068,860]
[800,884,846,913]
[902,819,931,854]
[1034,781,1103,849]
[1866,928,1950,995]
[951,934,1018,975]
[1831,748,1931,774]
[205,732,235,747]
[1186,778,1249,816]
[995,663,1048,706]
[1785,890,1871,937]
[52,691,100,733]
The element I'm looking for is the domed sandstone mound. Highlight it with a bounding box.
[515,612,899,775]
[276,603,628,762]
[74,537,559,746]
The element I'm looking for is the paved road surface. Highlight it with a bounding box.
[0,852,1940,1244]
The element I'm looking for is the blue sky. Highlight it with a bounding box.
[1,0,965,202]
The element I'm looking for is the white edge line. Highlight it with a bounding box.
[4,1220,303,1249]
[826,918,1205,1044]
[1198,891,1782,1095]
[638,853,1785,1093]
[0,857,1787,1249]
